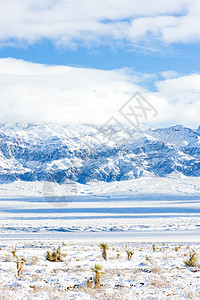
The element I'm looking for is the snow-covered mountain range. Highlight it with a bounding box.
[0,123,200,183]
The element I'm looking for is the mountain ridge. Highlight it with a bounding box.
[0,123,199,183]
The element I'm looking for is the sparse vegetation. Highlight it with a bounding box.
[4,254,12,262]
[11,249,16,259]
[91,263,103,288]
[16,258,26,276]
[30,256,40,265]
[100,243,109,261]
[1,241,200,299]
[16,256,20,269]
[146,255,150,261]
[185,250,198,267]
[46,246,62,262]
[86,277,94,289]
[126,250,134,260]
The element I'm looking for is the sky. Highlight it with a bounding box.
[0,0,200,128]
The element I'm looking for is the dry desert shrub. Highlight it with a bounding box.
[86,277,94,289]
[150,276,166,288]
[30,256,40,265]
[102,290,129,300]
[144,256,161,274]
[4,254,12,262]
[51,268,69,273]
[151,264,161,274]
[184,287,200,299]
[174,246,180,252]
[80,286,104,299]
[31,274,44,281]
[42,286,66,300]
[46,246,62,262]
[185,250,198,267]
[61,252,68,257]
[146,255,150,261]
[0,287,10,299]
[152,244,156,252]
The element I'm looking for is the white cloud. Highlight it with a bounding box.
[160,71,179,79]
[0,58,199,129]
[153,74,200,127]
[0,58,141,124]
[0,0,199,48]
[156,73,200,98]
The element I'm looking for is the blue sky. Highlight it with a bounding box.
[0,0,200,128]
[1,41,200,74]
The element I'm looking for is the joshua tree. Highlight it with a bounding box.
[100,243,109,260]
[11,250,16,259]
[91,263,103,288]
[16,256,20,269]
[126,250,134,260]
[17,258,26,276]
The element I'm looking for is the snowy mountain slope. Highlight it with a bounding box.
[0,123,199,183]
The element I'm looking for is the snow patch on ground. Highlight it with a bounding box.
[0,240,200,299]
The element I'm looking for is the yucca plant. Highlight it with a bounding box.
[100,243,109,260]
[91,263,103,288]
[11,250,16,259]
[16,256,20,269]
[126,250,134,260]
[17,258,26,276]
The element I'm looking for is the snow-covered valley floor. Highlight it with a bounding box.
[0,239,200,299]
[0,177,200,298]
[0,178,200,239]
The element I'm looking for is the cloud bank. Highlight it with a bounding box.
[0,58,199,128]
[0,0,200,48]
